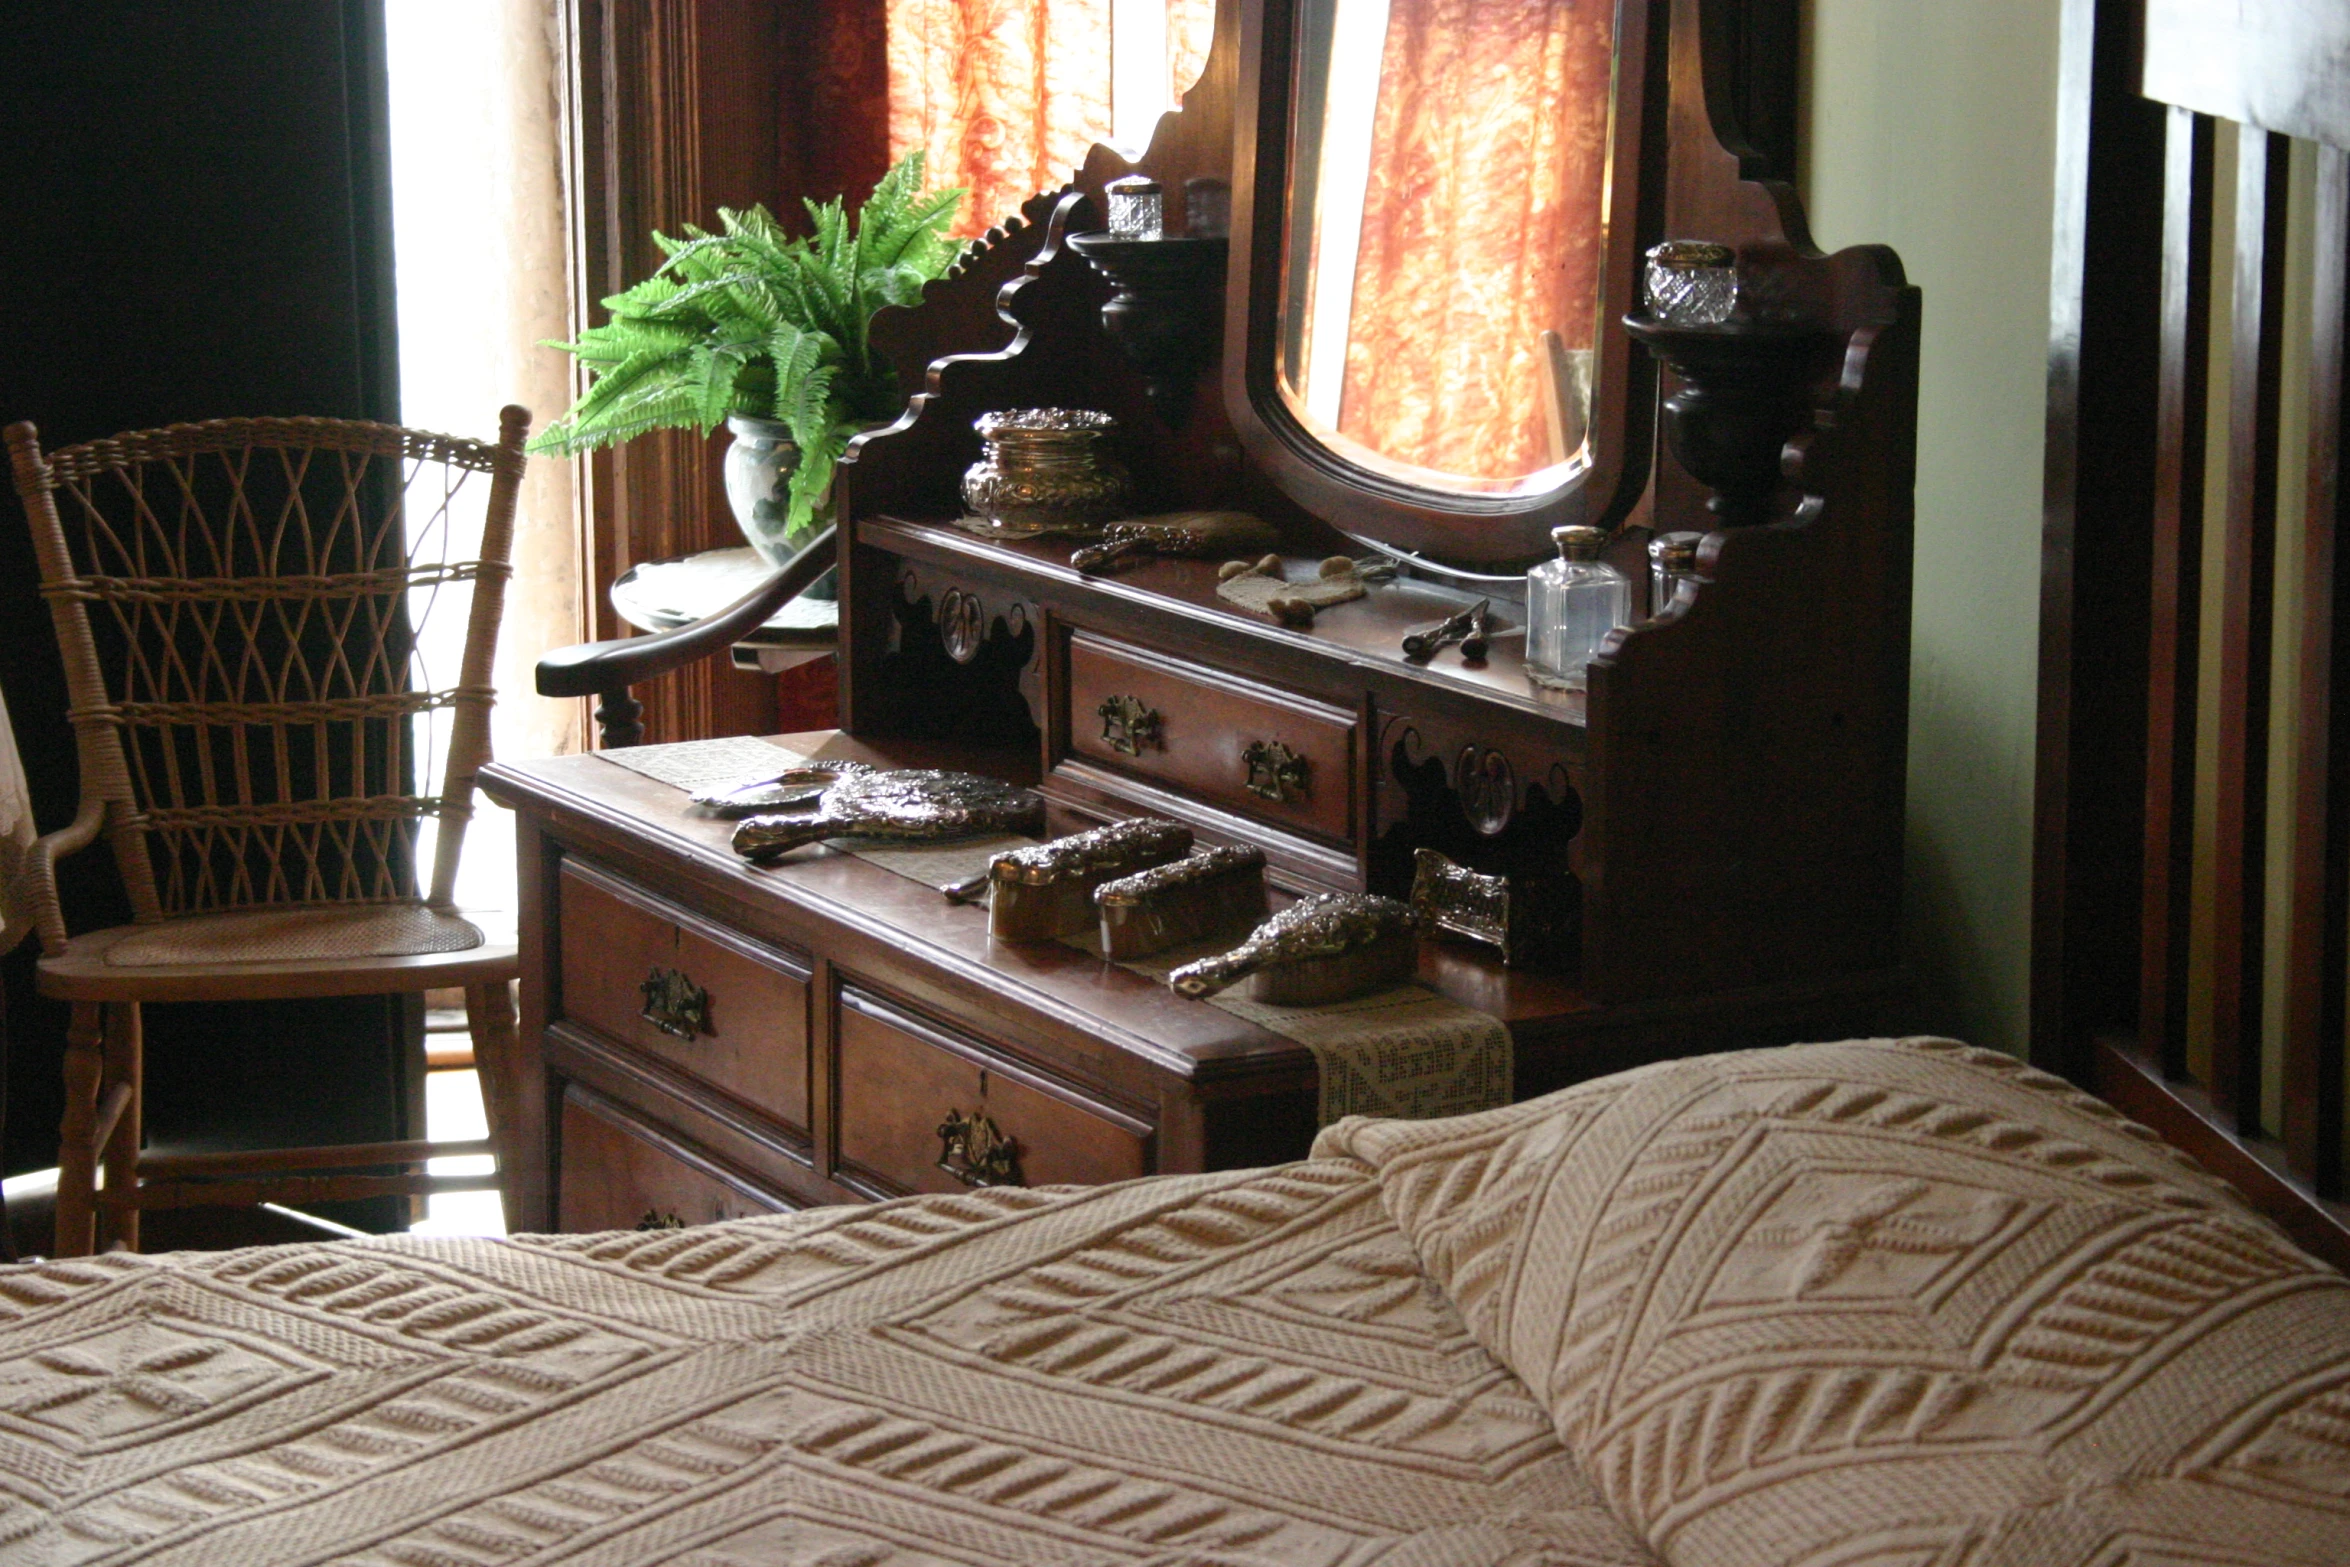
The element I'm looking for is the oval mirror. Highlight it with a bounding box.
[1231,0,1650,568]
[1278,0,1616,490]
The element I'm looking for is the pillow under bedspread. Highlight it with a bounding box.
[1318,1035,2350,1567]
[0,1158,1653,1566]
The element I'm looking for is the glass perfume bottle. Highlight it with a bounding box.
[1526,525,1629,691]
[1647,529,1705,618]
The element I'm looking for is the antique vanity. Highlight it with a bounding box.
[483,0,1917,1231]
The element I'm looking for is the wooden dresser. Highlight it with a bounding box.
[481,732,1903,1232]
[504,0,1922,1232]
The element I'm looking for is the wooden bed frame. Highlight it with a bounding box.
[2037,0,2350,1268]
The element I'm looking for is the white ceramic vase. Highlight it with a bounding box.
[722,415,834,598]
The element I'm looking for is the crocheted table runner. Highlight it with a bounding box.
[1062,927,1513,1125]
[594,735,809,792]
[604,737,1512,1122]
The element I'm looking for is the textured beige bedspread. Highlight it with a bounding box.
[0,1159,1651,1565]
[10,1035,2350,1566]
[1320,1036,2350,1566]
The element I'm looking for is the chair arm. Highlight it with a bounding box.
[536,526,838,746]
[17,794,109,955]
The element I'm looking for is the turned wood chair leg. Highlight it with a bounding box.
[463,980,522,1232]
[55,1001,104,1258]
[98,1001,143,1253]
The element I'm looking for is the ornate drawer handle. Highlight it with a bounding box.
[936,1108,1024,1187]
[635,1210,686,1231]
[638,966,709,1040]
[1240,739,1310,803]
[1096,693,1164,756]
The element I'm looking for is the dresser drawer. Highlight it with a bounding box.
[833,984,1151,1196]
[558,860,811,1137]
[556,1085,796,1232]
[1065,630,1357,842]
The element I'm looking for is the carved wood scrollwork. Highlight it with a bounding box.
[885,562,1045,733]
[1455,746,1516,836]
[1372,717,1587,942]
[939,587,987,663]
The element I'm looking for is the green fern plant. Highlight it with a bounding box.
[529,153,965,546]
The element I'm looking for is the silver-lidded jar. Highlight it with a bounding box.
[961,408,1132,537]
[1647,530,1705,617]
[1105,175,1164,240]
[1643,241,1738,327]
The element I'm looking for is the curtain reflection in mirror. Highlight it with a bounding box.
[889,0,1216,236]
[1283,0,1613,485]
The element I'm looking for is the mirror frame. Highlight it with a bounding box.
[1223,0,1662,570]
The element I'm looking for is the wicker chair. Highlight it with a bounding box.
[4,409,531,1257]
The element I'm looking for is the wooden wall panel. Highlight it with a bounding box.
[557,0,788,745]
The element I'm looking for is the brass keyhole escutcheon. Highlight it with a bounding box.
[936,1108,1023,1187]
[1241,739,1309,803]
[638,966,709,1040]
[1097,693,1164,757]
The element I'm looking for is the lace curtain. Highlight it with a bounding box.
[388,0,583,911]
[887,0,1217,237]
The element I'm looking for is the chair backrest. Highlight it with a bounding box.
[4,409,530,926]
[0,682,33,955]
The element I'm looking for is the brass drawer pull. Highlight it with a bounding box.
[1241,739,1310,803]
[1097,693,1164,756]
[936,1108,1023,1187]
[638,966,709,1040]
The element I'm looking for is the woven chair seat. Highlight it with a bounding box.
[102,902,488,968]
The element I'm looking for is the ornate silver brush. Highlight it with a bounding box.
[942,817,1194,941]
[693,761,872,817]
[1069,510,1280,572]
[1095,845,1269,960]
[731,769,1045,864]
[1168,892,1426,1005]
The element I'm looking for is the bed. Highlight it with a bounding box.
[3,1037,2348,1566]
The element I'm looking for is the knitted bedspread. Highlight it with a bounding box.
[8,1035,2350,1566]
[0,1163,1650,1566]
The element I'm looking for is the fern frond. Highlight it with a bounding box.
[685,343,750,430]
[859,183,965,274]
[537,154,961,462]
[561,316,701,358]
[720,204,790,248]
[782,416,853,544]
[767,324,832,391]
[526,351,705,454]
[787,246,859,344]
[599,275,694,319]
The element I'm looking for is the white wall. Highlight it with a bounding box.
[1800,0,2064,1054]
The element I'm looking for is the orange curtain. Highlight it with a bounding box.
[887,0,1216,239]
[1167,0,1215,110]
[1336,0,1614,480]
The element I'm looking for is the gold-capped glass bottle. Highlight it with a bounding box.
[1526,525,1629,691]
